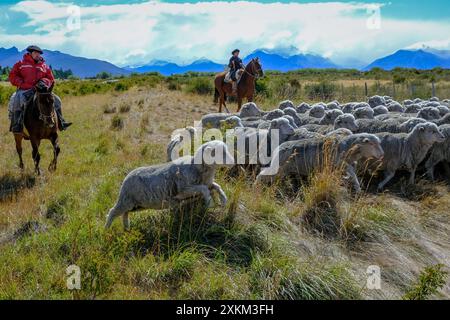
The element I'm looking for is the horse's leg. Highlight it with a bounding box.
[14,134,24,170]
[218,91,223,113]
[49,133,60,172]
[236,96,243,112]
[30,138,41,176]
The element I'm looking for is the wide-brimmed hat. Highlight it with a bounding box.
[26,45,44,54]
[231,49,240,55]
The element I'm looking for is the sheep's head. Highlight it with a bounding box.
[270,118,295,136]
[373,106,389,116]
[353,107,374,120]
[194,140,235,167]
[263,109,284,120]
[418,107,441,121]
[282,115,298,128]
[309,105,325,118]
[278,100,294,110]
[413,123,446,144]
[334,114,358,132]
[320,109,344,125]
[296,102,311,113]
[400,118,427,133]
[352,134,384,160]
[240,102,262,118]
[220,116,243,130]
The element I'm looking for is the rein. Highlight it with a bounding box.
[242,61,262,79]
[35,92,56,124]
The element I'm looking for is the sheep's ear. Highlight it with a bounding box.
[363,138,370,143]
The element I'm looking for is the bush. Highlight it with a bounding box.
[118,103,131,113]
[403,264,448,300]
[110,115,124,130]
[305,80,337,100]
[186,78,213,95]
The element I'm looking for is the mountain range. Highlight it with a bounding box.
[0,47,130,78]
[1,46,450,78]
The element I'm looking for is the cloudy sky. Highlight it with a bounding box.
[1,0,449,67]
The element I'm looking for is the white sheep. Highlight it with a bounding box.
[106,141,234,229]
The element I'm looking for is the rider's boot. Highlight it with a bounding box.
[10,111,24,134]
[56,108,72,131]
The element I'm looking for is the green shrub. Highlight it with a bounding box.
[305,80,337,100]
[186,78,213,95]
[110,115,124,130]
[403,264,448,300]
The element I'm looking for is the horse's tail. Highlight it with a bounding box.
[213,87,219,104]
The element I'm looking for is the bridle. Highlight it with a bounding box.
[35,91,56,125]
[243,60,263,79]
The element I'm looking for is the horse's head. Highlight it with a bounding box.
[251,57,264,77]
[35,83,56,128]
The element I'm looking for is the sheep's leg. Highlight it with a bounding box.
[105,201,131,229]
[377,170,396,192]
[425,160,437,181]
[210,182,227,206]
[345,164,361,193]
[176,185,213,207]
[408,168,416,186]
[122,212,130,230]
[443,162,450,179]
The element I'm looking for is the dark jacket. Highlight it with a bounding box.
[228,56,243,71]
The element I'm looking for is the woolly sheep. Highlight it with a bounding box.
[278,100,295,110]
[319,109,344,125]
[342,103,356,114]
[373,105,389,116]
[300,114,358,134]
[257,133,384,192]
[283,107,302,126]
[219,116,244,130]
[354,102,371,110]
[201,113,231,129]
[437,105,450,117]
[326,101,340,110]
[405,104,422,114]
[263,109,285,121]
[373,122,445,191]
[387,102,406,113]
[434,113,450,126]
[282,115,299,129]
[417,107,441,121]
[353,106,374,119]
[368,95,386,108]
[296,102,311,114]
[106,140,234,229]
[240,102,263,118]
[425,124,450,181]
[356,117,426,134]
[309,104,326,118]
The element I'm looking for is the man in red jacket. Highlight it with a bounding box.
[8,45,71,133]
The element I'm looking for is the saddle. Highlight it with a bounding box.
[224,69,244,84]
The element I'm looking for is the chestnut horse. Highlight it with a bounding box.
[214,58,264,113]
[14,84,60,175]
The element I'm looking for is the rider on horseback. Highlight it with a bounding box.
[228,49,244,94]
[8,45,72,135]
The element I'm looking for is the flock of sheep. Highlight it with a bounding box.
[106,95,450,229]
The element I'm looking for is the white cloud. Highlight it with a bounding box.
[2,1,450,67]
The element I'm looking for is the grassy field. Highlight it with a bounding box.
[0,73,449,299]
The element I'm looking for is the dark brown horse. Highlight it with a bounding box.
[214,58,264,113]
[14,84,60,175]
